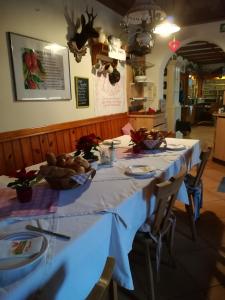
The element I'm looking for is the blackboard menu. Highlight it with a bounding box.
[75,77,89,107]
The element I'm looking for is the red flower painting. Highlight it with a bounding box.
[22,48,45,89]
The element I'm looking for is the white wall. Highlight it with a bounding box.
[146,20,225,109]
[1,0,225,132]
[0,0,122,132]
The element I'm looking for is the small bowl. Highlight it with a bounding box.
[135,75,147,82]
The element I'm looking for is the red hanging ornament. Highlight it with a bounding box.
[168,37,180,52]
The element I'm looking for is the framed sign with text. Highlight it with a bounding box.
[9,32,71,101]
[75,77,89,108]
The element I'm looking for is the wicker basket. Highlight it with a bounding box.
[44,168,96,190]
[143,138,167,150]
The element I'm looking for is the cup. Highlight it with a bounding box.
[100,148,111,165]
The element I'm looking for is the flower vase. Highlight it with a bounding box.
[132,144,142,154]
[16,187,33,203]
[83,151,98,162]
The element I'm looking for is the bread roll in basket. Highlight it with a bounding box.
[38,153,96,190]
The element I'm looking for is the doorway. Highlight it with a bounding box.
[164,41,225,147]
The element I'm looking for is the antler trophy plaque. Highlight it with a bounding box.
[65,7,99,63]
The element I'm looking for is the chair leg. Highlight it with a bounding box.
[109,280,118,300]
[185,195,197,241]
[166,219,176,268]
[144,242,155,300]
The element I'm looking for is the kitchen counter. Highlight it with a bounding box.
[213,112,225,118]
[129,113,167,130]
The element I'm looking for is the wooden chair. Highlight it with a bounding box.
[133,168,186,300]
[184,147,211,240]
[86,256,118,300]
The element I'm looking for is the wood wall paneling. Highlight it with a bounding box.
[0,113,128,175]
[47,133,58,154]
[69,129,77,150]
[20,138,34,168]
[31,136,43,164]
[56,131,66,154]
[63,130,72,154]
[3,141,16,174]
[39,135,50,161]
[0,143,6,175]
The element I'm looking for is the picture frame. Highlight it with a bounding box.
[75,77,89,108]
[8,32,71,101]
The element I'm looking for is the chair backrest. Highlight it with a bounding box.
[151,168,186,236]
[193,147,211,187]
[86,256,117,300]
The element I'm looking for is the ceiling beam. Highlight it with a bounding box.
[200,59,225,64]
[177,49,224,56]
[181,53,225,58]
[178,45,221,52]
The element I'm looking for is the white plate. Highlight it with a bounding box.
[0,232,48,285]
[132,97,147,101]
[125,165,155,177]
[102,139,121,146]
[166,144,186,151]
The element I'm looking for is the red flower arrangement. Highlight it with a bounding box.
[7,168,38,189]
[7,168,39,202]
[75,133,101,160]
[130,129,148,153]
[130,129,168,153]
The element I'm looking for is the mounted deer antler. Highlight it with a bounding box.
[65,6,98,62]
[75,7,98,49]
[64,6,80,42]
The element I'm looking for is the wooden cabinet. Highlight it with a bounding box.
[129,113,167,131]
[213,114,225,162]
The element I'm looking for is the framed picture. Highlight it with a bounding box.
[9,32,71,101]
[75,77,89,108]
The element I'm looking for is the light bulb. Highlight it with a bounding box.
[154,22,180,37]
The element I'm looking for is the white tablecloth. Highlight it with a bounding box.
[0,136,200,300]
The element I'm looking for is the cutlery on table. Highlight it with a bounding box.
[26,225,71,240]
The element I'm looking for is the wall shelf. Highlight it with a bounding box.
[130,81,154,85]
[129,97,148,102]
[202,79,225,99]
[91,42,116,65]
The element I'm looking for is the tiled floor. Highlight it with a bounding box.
[118,126,225,300]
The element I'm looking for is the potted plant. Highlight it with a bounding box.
[74,133,101,161]
[7,168,38,203]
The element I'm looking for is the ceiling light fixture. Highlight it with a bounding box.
[154,18,180,37]
[120,0,180,56]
